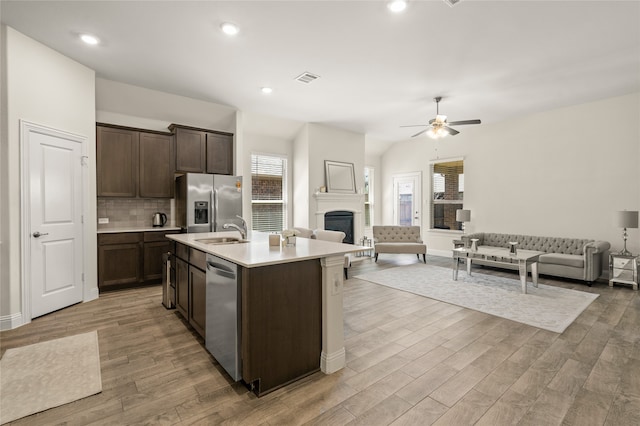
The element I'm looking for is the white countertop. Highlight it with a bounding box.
[97,226,181,234]
[168,231,365,268]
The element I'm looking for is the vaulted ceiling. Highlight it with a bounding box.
[2,1,639,148]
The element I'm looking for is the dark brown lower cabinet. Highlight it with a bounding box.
[173,243,207,339]
[175,256,189,319]
[98,230,180,292]
[241,259,322,396]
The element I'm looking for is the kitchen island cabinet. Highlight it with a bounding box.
[173,243,207,338]
[168,231,362,396]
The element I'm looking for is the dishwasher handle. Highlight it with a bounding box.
[207,261,236,279]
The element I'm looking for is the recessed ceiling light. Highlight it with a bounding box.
[220,22,239,36]
[387,0,407,13]
[261,87,273,94]
[80,34,99,45]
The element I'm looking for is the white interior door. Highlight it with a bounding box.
[393,172,422,227]
[24,122,84,318]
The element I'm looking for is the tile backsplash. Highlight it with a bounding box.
[97,198,172,229]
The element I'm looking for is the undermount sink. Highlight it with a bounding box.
[195,237,249,245]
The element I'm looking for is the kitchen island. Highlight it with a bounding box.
[167,230,362,396]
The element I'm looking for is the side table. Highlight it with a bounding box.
[609,253,638,291]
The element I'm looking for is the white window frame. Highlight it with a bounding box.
[429,157,464,233]
[250,152,288,232]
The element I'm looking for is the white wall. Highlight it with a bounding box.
[293,125,310,227]
[1,26,96,327]
[307,124,366,227]
[381,93,640,256]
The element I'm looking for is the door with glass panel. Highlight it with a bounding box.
[392,172,422,227]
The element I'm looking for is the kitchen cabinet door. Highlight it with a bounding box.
[97,126,139,197]
[174,127,206,173]
[98,242,142,290]
[142,240,171,283]
[206,132,233,175]
[175,257,189,319]
[139,132,174,198]
[189,265,206,338]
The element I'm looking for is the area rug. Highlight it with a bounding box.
[0,331,102,424]
[354,264,598,333]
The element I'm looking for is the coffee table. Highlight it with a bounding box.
[452,247,544,294]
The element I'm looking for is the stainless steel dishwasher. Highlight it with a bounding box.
[205,254,241,381]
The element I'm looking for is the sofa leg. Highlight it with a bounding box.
[422,254,426,263]
[344,268,348,280]
[374,253,378,262]
[416,254,419,260]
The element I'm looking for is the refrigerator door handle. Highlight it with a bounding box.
[211,189,217,231]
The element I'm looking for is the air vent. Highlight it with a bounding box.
[295,72,320,84]
[444,0,463,6]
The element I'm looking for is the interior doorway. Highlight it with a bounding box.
[392,172,422,227]
[21,121,86,319]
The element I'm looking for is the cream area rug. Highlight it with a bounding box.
[354,264,598,333]
[0,331,102,424]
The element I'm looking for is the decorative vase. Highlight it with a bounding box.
[509,241,518,255]
[470,239,479,252]
[286,236,296,247]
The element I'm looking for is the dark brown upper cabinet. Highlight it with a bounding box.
[97,123,174,198]
[139,132,175,198]
[97,126,139,197]
[206,132,233,175]
[170,124,234,175]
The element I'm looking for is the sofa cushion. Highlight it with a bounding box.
[375,242,426,254]
[539,253,584,268]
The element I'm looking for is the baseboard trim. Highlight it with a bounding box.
[0,312,24,331]
[320,348,346,374]
[84,286,99,302]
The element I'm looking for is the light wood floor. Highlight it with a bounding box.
[1,254,639,425]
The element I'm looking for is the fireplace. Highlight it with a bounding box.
[313,192,365,245]
[324,211,354,244]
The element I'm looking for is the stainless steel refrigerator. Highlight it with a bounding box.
[175,173,243,233]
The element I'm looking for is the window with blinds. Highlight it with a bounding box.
[431,159,464,230]
[251,154,287,232]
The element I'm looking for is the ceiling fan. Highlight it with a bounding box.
[402,97,481,138]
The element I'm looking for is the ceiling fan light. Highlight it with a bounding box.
[427,126,449,139]
[387,1,407,13]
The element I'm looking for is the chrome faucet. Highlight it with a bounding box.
[223,215,247,240]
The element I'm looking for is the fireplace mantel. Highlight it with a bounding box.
[314,192,365,243]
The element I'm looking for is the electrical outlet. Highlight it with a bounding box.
[98,217,109,224]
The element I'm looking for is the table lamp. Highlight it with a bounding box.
[615,210,638,256]
[456,209,471,234]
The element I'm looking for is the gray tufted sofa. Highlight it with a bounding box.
[373,226,427,263]
[461,232,611,283]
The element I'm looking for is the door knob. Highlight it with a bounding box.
[32,231,49,238]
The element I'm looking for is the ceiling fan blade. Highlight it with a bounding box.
[400,124,429,128]
[445,126,460,136]
[411,129,428,138]
[447,119,481,126]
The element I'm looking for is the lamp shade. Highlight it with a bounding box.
[615,210,639,228]
[456,209,471,222]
